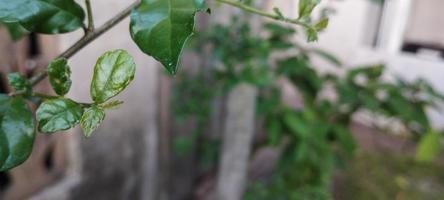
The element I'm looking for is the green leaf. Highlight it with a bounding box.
[384,91,429,129]
[416,131,441,162]
[36,98,84,133]
[80,106,105,137]
[91,50,136,104]
[0,95,35,171]
[283,111,309,138]
[264,23,296,37]
[48,58,72,96]
[0,0,85,34]
[277,57,322,101]
[303,18,328,42]
[306,28,318,42]
[298,0,320,19]
[347,65,384,81]
[1,21,29,41]
[130,0,207,74]
[314,18,329,31]
[7,73,31,94]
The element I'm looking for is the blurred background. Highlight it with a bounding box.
[1,0,444,199]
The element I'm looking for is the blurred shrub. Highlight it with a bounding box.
[171,16,444,199]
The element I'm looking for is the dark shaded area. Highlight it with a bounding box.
[402,42,444,58]
[0,172,11,192]
[27,33,40,58]
[70,125,146,200]
[0,72,7,93]
[44,146,55,172]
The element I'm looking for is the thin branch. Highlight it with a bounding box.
[26,1,140,88]
[15,0,306,96]
[85,0,95,33]
[31,92,58,99]
[29,93,92,107]
[215,0,311,28]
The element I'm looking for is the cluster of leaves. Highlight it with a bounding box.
[0,49,134,171]
[172,17,342,198]
[252,54,444,199]
[253,60,444,199]
[169,0,331,164]
[297,0,329,42]
[0,0,208,74]
[172,17,444,199]
[0,0,211,171]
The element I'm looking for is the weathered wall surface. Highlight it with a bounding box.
[32,0,159,200]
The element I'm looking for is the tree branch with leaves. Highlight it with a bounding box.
[0,0,326,171]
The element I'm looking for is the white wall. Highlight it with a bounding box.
[38,1,160,199]
[268,0,444,129]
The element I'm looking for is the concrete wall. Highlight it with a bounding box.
[32,1,159,199]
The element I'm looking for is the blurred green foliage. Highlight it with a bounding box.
[171,16,444,199]
[416,131,442,163]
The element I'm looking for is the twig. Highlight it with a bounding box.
[31,92,58,99]
[215,0,311,28]
[30,92,92,107]
[85,0,95,33]
[14,0,307,96]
